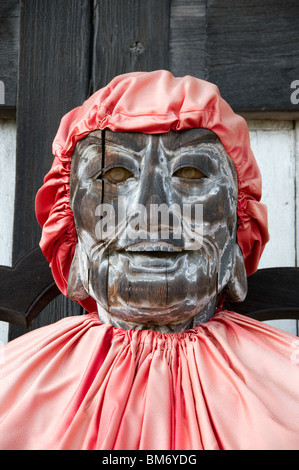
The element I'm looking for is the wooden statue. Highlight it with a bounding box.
[67,128,247,332]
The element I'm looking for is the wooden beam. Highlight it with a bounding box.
[225,267,299,320]
[91,0,170,92]
[0,247,60,328]
[239,111,299,121]
[206,0,299,112]
[169,0,207,79]
[13,0,92,263]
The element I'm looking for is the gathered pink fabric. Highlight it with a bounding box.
[35,71,269,313]
[0,310,299,450]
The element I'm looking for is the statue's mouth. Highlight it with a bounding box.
[123,251,184,274]
[92,239,220,331]
[125,240,183,253]
[111,241,185,274]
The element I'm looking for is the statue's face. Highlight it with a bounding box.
[69,129,247,332]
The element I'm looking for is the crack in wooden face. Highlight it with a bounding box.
[69,128,247,332]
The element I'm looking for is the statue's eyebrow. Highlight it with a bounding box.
[164,129,220,151]
[105,131,148,153]
[105,141,142,157]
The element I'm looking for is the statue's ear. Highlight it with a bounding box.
[223,244,248,303]
[67,244,90,301]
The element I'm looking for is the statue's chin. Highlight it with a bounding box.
[89,250,220,332]
[96,296,218,333]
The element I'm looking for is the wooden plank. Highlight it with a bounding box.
[169,0,207,79]
[226,267,299,321]
[0,0,19,112]
[0,321,8,347]
[8,0,93,340]
[13,0,92,262]
[263,319,297,336]
[91,0,170,92]
[296,121,299,337]
[206,0,299,112]
[0,247,60,327]
[297,120,299,335]
[296,121,299,268]
[246,119,297,335]
[247,120,296,269]
[240,111,299,121]
[0,116,16,344]
[8,293,83,341]
[0,119,16,267]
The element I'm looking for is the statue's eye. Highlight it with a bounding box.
[173,166,206,179]
[103,167,134,184]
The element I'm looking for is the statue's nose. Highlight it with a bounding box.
[136,164,168,207]
[128,165,183,247]
[131,154,170,230]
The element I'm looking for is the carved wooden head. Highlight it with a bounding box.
[67,128,247,332]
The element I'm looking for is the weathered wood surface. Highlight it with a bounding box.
[169,0,206,79]
[91,0,170,92]
[296,122,299,268]
[2,0,299,113]
[0,247,60,328]
[206,0,299,113]
[226,267,299,323]
[0,119,16,266]
[13,0,92,262]
[248,120,296,269]
[0,0,19,114]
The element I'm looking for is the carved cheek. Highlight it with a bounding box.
[201,182,237,231]
[169,178,236,240]
[73,184,103,239]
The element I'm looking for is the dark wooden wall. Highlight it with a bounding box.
[0,0,299,339]
[2,0,299,115]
